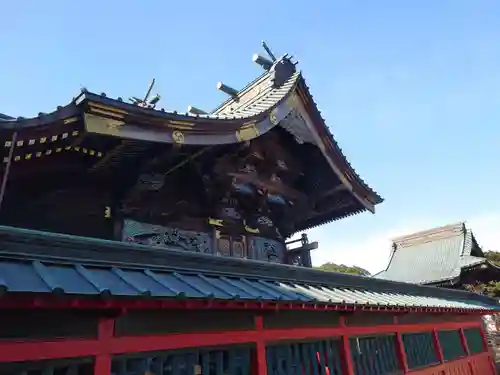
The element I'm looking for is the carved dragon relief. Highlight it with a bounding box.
[247,237,285,263]
[122,219,211,253]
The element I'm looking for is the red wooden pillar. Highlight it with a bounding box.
[459,327,475,375]
[94,317,115,375]
[254,316,268,375]
[339,316,354,375]
[431,328,444,363]
[394,317,409,373]
[458,328,470,356]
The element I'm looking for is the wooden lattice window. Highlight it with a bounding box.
[266,339,343,375]
[464,327,486,354]
[0,358,94,375]
[349,334,399,375]
[438,330,466,361]
[112,346,251,375]
[402,332,439,370]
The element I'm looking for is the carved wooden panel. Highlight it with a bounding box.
[217,235,231,257]
[232,236,247,259]
[122,219,211,253]
[248,236,285,263]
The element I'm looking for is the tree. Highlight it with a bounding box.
[314,262,371,276]
[463,251,500,297]
[484,251,500,265]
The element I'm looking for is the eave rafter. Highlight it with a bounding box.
[313,184,349,204]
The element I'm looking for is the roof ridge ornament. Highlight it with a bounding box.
[252,41,297,87]
[129,78,162,109]
[262,41,277,62]
[252,40,277,71]
[217,82,239,98]
[187,105,207,115]
[270,55,296,87]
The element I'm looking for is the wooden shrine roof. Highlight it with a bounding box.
[0,46,382,212]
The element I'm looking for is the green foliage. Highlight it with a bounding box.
[463,251,500,297]
[315,262,371,276]
[464,281,500,298]
[484,251,500,265]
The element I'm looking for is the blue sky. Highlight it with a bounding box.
[1,1,500,272]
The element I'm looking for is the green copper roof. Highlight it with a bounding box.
[374,222,497,284]
[0,225,498,312]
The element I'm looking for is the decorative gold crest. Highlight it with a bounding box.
[172,130,185,143]
[84,113,124,136]
[235,122,259,142]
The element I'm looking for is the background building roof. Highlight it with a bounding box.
[374,222,496,284]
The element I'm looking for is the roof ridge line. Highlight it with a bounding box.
[392,222,466,247]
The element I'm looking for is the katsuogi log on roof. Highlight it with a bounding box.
[0,42,382,240]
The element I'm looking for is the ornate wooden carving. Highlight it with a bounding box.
[216,234,231,257]
[232,235,247,259]
[122,219,211,253]
[248,236,285,263]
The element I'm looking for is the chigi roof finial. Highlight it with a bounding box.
[261,40,277,62]
[253,41,279,71]
[130,78,161,109]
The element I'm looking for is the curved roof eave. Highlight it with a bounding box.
[0,72,300,148]
[0,103,81,131]
[293,206,367,234]
[79,74,299,146]
[296,77,383,209]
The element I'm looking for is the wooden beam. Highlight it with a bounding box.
[339,316,355,375]
[394,316,410,373]
[314,184,348,202]
[163,147,210,176]
[0,313,484,363]
[229,172,307,201]
[432,328,445,363]
[94,318,114,375]
[301,200,355,221]
[0,294,491,314]
[90,140,128,171]
[254,316,268,375]
[137,144,178,174]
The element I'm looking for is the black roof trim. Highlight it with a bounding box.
[296,77,383,206]
[0,104,80,130]
[0,113,15,121]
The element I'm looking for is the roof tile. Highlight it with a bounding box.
[0,259,495,311]
[374,223,490,284]
[0,225,497,311]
